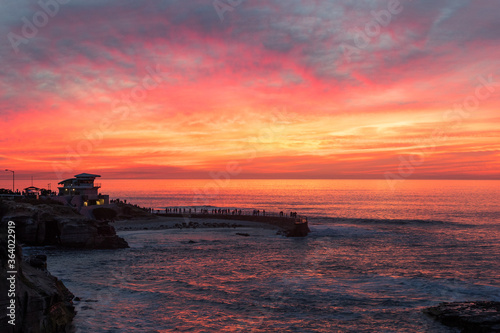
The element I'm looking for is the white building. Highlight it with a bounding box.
[57,173,109,206]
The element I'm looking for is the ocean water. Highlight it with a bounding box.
[101,179,500,224]
[23,180,500,332]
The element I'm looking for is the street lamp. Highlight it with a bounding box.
[5,169,14,193]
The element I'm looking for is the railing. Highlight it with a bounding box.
[161,207,306,222]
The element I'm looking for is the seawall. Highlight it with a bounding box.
[158,212,310,236]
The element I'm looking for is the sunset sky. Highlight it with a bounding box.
[1,0,499,181]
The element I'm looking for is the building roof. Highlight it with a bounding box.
[74,173,101,178]
[24,186,41,192]
[58,178,75,185]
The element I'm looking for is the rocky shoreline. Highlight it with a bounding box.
[423,301,500,332]
[0,198,130,332]
[1,200,128,249]
[0,232,75,333]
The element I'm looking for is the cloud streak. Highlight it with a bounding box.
[1,0,499,180]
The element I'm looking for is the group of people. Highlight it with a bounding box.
[252,209,266,216]
[211,208,242,215]
[110,198,127,204]
[164,207,300,219]
[166,207,191,214]
[279,211,298,218]
[165,207,245,215]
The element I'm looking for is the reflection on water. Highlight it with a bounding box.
[21,179,499,331]
[33,217,500,332]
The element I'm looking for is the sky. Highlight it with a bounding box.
[1,0,499,181]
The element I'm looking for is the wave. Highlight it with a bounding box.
[309,216,481,228]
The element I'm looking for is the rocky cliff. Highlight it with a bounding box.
[1,200,128,249]
[0,225,75,332]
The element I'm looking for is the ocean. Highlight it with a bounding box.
[101,179,500,224]
[24,179,500,332]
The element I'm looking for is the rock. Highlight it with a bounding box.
[35,254,47,261]
[96,224,116,235]
[58,221,96,247]
[28,256,47,270]
[423,301,500,333]
[92,207,117,221]
[112,202,154,220]
[236,232,250,237]
[286,222,310,237]
[94,234,129,249]
[0,228,75,332]
[1,201,128,249]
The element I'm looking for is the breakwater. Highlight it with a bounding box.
[158,210,310,237]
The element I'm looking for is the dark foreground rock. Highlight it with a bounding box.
[286,222,311,237]
[0,230,75,332]
[1,200,128,249]
[423,301,500,333]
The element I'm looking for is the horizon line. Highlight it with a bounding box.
[1,177,499,181]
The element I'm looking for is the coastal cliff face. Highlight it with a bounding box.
[0,199,128,332]
[0,228,75,333]
[1,200,128,249]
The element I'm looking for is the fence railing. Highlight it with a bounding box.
[159,207,306,222]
